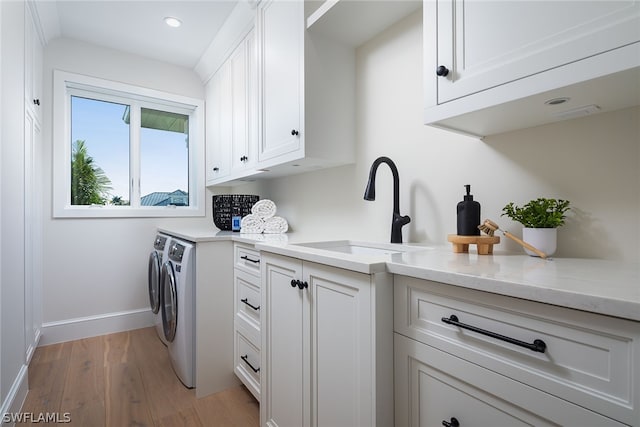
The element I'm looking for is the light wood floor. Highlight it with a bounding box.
[20,327,259,427]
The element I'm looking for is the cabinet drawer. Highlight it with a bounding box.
[395,333,623,427]
[394,276,639,425]
[234,243,261,276]
[235,328,261,401]
[235,270,261,346]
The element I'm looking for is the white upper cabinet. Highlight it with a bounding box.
[206,29,258,186]
[257,0,303,164]
[206,67,231,184]
[230,29,257,173]
[204,0,424,186]
[254,0,356,177]
[424,0,640,137]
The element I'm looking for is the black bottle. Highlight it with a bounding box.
[457,185,481,236]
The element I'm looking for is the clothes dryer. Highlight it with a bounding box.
[161,238,195,388]
[148,233,169,346]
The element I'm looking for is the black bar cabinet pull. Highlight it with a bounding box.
[241,255,260,264]
[442,417,459,427]
[441,315,547,353]
[241,298,260,311]
[240,355,260,373]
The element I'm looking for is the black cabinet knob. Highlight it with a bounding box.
[436,65,449,77]
[33,99,40,106]
[442,417,459,427]
[240,156,248,162]
[291,129,299,136]
[213,167,219,172]
[290,279,308,290]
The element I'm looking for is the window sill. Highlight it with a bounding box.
[53,205,205,219]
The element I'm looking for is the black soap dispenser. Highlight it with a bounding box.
[457,185,481,236]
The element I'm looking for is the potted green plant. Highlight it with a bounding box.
[501,198,570,256]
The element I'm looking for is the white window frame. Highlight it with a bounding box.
[53,70,205,218]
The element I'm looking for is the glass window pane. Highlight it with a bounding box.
[70,96,130,205]
[140,108,189,206]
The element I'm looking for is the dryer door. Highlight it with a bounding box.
[148,251,161,314]
[161,261,178,343]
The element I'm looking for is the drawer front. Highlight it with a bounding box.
[395,333,624,427]
[235,270,261,346]
[234,243,261,276]
[235,328,261,401]
[394,276,639,425]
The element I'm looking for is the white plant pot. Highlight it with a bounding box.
[522,228,557,257]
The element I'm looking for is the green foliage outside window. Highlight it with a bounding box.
[71,140,113,205]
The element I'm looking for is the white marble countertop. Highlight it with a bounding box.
[158,227,640,322]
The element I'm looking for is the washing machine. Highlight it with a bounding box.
[161,238,195,388]
[148,233,169,346]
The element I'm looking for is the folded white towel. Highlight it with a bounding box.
[251,199,277,219]
[263,216,289,234]
[240,214,265,234]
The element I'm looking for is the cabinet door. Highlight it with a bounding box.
[395,334,624,427]
[24,109,42,364]
[261,254,306,427]
[230,36,249,172]
[206,65,231,183]
[434,0,640,104]
[305,262,373,427]
[25,6,43,123]
[257,0,303,163]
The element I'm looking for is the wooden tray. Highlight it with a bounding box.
[447,234,500,255]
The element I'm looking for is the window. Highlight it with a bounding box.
[53,70,204,217]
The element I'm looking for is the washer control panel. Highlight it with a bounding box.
[168,242,185,263]
[153,235,168,251]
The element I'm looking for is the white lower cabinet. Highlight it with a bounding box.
[260,252,393,427]
[395,334,624,427]
[394,276,639,426]
[233,243,262,400]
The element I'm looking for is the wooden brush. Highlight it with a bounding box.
[478,219,548,259]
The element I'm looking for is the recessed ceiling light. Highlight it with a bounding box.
[164,17,182,28]
[544,97,570,106]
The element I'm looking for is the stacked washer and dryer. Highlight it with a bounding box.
[148,233,196,388]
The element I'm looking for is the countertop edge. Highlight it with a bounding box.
[157,228,639,322]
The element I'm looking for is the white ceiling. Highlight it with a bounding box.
[35,0,239,69]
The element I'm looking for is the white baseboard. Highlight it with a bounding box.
[1,364,28,427]
[39,308,154,346]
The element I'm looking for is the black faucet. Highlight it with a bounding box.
[364,156,411,244]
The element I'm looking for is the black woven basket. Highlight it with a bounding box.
[212,195,259,230]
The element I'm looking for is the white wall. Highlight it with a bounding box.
[236,10,640,262]
[41,38,215,342]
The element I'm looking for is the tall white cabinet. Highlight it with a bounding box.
[260,252,393,427]
[1,0,43,414]
[23,2,43,364]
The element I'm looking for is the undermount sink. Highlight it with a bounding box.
[292,240,427,256]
